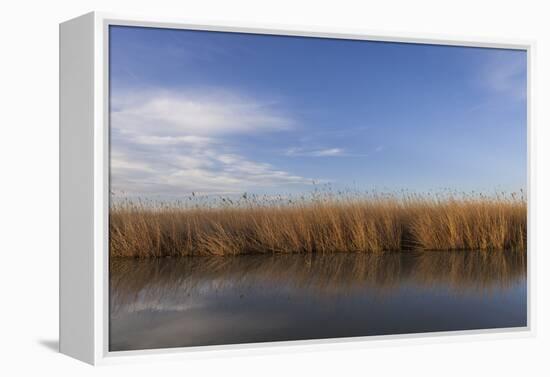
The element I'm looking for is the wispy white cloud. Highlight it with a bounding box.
[310,148,344,157]
[110,89,313,197]
[285,147,344,157]
[284,146,372,158]
[481,51,526,100]
[112,89,292,137]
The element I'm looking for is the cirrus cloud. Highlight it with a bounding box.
[110,89,314,197]
[111,89,293,137]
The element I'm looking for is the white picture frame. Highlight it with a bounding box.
[59,11,535,365]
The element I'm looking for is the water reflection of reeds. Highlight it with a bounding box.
[110,251,526,315]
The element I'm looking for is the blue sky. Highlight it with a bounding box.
[109,25,527,198]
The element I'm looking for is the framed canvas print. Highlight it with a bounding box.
[59,12,533,365]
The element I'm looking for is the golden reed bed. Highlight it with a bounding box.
[110,192,527,258]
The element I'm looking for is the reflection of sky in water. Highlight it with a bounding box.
[110,251,526,351]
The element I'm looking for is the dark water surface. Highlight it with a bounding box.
[109,251,526,351]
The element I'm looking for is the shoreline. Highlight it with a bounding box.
[109,247,527,259]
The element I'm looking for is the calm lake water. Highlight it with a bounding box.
[109,251,526,351]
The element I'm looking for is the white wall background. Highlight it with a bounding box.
[0,0,548,375]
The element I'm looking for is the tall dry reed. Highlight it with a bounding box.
[110,192,526,258]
